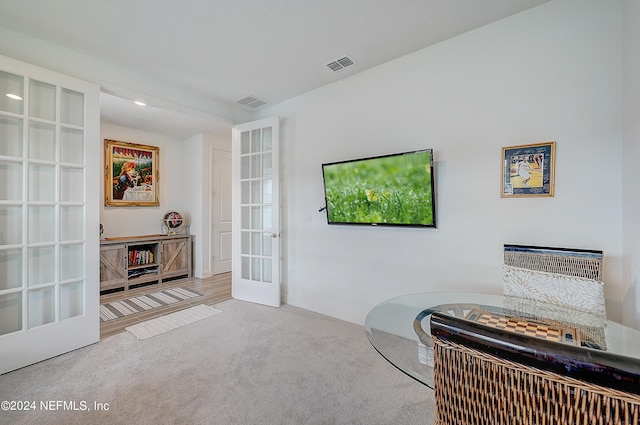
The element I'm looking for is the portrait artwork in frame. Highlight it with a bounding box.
[104,139,159,206]
[501,141,556,198]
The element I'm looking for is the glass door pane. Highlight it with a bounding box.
[0,293,21,335]
[0,249,22,290]
[60,281,83,319]
[60,88,84,126]
[60,244,83,280]
[0,161,23,201]
[28,206,55,243]
[29,79,56,121]
[239,127,274,284]
[60,206,83,241]
[60,167,83,203]
[28,247,55,286]
[0,70,24,114]
[0,116,23,157]
[28,287,55,328]
[60,128,83,164]
[0,206,22,245]
[28,164,55,202]
[28,122,56,161]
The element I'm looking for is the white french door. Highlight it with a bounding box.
[232,117,280,307]
[0,55,100,374]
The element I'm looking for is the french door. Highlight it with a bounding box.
[0,55,100,374]
[232,117,280,307]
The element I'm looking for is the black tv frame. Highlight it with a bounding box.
[321,148,436,228]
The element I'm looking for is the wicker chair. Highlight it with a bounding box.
[503,244,606,317]
[430,311,640,425]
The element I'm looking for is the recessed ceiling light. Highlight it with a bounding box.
[6,93,22,100]
[134,101,146,106]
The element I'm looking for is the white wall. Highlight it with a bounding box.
[622,0,640,328]
[258,0,626,325]
[100,122,188,238]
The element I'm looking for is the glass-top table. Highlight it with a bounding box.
[364,292,640,389]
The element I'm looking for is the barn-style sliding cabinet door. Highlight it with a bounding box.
[0,55,100,374]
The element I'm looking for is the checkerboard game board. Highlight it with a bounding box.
[465,309,580,346]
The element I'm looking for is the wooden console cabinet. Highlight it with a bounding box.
[99,234,192,293]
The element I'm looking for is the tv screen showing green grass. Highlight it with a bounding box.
[321,149,436,227]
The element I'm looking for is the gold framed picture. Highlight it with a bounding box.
[501,141,556,197]
[104,139,159,206]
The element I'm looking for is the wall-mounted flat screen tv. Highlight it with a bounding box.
[321,149,436,227]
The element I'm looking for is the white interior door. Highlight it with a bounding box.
[212,148,232,275]
[0,55,100,374]
[232,117,280,307]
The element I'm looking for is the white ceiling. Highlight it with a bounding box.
[99,91,235,139]
[0,0,548,139]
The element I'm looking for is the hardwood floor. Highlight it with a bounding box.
[100,272,232,339]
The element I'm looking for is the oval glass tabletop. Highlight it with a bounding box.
[364,292,640,389]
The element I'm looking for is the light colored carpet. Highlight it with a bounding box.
[126,304,223,339]
[100,287,202,322]
[0,299,435,425]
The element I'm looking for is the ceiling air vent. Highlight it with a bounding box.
[326,55,355,72]
[237,95,267,109]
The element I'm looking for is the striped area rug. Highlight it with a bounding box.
[125,304,223,340]
[100,287,203,322]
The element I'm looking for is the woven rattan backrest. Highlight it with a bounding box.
[430,312,640,425]
[504,244,603,281]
